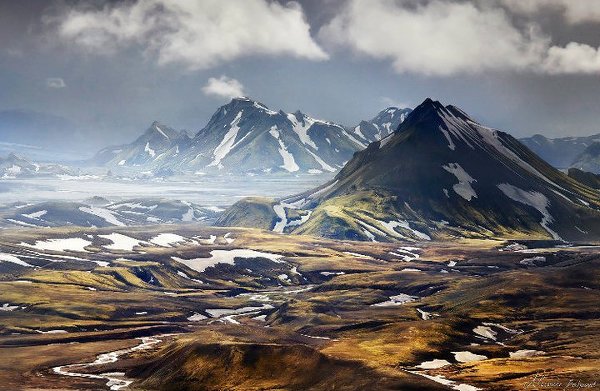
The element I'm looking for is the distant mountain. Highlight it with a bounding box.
[0,153,73,178]
[351,107,412,143]
[519,133,600,169]
[91,98,411,176]
[91,121,191,169]
[0,109,104,161]
[570,142,600,174]
[0,198,221,228]
[219,98,600,242]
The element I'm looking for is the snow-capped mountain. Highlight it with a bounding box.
[570,142,600,174]
[92,121,191,169]
[351,107,411,143]
[171,97,367,174]
[519,133,600,169]
[219,98,600,242]
[0,153,73,178]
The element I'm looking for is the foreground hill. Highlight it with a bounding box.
[91,98,411,176]
[0,225,598,390]
[219,98,600,242]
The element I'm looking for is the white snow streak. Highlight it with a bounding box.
[0,253,33,267]
[306,149,336,172]
[209,111,243,168]
[22,210,47,219]
[497,183,561,240]
[79,206,125,226]
[287,113,318,150]
[269,126,299,172]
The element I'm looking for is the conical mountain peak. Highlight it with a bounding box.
[408,98,448,120]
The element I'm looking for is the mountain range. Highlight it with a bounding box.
[218,98,600,242]
[0,153,74,179]
[0,198,221,228]
[520,133,600,172]
[91,98,410,175]
[0,109,119,161]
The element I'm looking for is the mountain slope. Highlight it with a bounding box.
[567,168,600,189]
[219,99,600,242]
[519,133,600,169]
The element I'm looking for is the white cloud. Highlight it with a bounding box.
[319,0,545,76]
[202,76,246,99]
[501,0,600,24]
[46,78,66,88]
[319,0,600,76]
[380,96,410,109]
[52,0,328,70]
[543,43,600,74]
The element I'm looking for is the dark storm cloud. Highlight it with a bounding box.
[0,0,599,158]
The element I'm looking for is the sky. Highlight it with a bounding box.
[1,0,600,156]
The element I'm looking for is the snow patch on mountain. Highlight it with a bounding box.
[443,163,477,201]
[144,142,155,158]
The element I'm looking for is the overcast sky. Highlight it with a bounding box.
[1,0,600,149]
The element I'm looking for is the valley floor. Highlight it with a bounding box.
[0,225,598,390]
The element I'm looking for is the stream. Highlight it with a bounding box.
[52,335,165,390]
